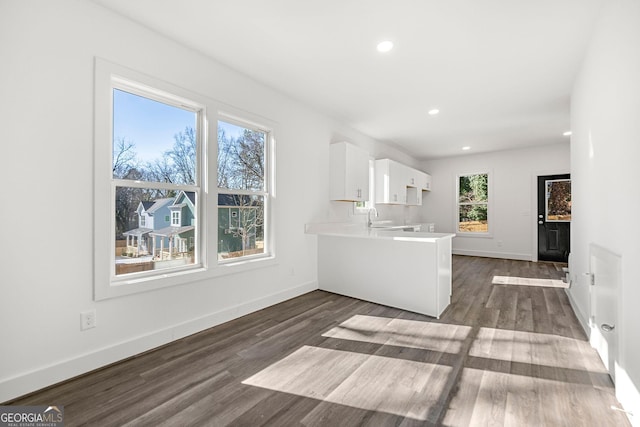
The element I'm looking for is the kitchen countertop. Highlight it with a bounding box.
[305,222,455,243]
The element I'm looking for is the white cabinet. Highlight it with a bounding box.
[406,186,422,206]
[330,142,369,202]
[406,168,420,188]
[422,172,432,191]
[375,159,408,204]
[406,168,429,205]
[374,158,432,205]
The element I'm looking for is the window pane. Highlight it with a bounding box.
[546,179,571,221]
[218,120,265,191]
[115,186,196,276]
[113,89,197,185]
[217,194,264,260]
[459,174,488,203]
[458,204,488,233]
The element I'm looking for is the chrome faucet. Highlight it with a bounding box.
[367,207,379,227]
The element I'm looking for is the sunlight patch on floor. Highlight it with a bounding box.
[492,275,568,288]
[469,327,606,372]
[449,367,616,426]
[322,314,471,353]
[242,345,451,421]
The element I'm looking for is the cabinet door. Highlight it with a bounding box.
[375,159,407,204]
[389,160,407,203]
[330,142,369,202]
[346,144,369,201]
[423,173,432,191]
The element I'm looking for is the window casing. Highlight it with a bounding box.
[94,58,276,300]
[456,172,491,235]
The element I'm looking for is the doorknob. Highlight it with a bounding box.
[601,323,615,332]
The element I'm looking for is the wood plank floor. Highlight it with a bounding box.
[9,256,630,426]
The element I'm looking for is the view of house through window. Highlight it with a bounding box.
[112,88,199,276]
[217,120,267,260]
[457,173,489,233]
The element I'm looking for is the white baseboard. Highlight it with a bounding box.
[564,288,591,337]
[452,248,532,261]
[0,281,318,403]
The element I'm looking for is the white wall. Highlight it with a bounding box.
[0,0,407,402]
[570,0,640,421]
[420,144,570,260]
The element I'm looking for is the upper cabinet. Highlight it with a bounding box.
[421,171,432,191]
[375,159,408,204]
[375,160,432,205]
[330,142,369,202]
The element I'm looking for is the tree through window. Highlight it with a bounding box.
[457,173,489,233]
[111,87,200,277]
[217,119,268,260]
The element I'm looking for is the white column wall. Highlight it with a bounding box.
[570,0,640,420]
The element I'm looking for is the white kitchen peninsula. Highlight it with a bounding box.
[306,224,455,318]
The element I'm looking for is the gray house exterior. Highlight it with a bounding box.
[122,192,195,259]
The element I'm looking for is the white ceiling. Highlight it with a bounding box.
[91,0,603,159]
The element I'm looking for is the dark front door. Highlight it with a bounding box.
[537,174,571,262]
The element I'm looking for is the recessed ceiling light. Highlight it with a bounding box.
[462,146,471,151]
[563,131,572,136]
[428,109,440,115]
[376,40,394,53]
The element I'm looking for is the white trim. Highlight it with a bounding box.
[452,248,531,261]
[564,288,590,336]
[0,281,318,403]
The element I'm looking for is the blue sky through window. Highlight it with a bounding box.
[113,89,195,164]
[113,89,246,164]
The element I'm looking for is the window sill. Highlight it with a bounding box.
[96,255,277,300]
[216,254,277,275]
[455,232,493,239]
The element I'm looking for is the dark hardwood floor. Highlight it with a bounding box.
[9,256,630,426]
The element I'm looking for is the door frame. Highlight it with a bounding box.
[531,169,570,262]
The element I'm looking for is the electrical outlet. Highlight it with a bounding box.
[81,310,96,331]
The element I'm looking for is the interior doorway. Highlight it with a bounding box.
[537,174,571,262]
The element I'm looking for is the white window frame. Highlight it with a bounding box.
[455,171,492,237]
[216,114,274,264]
[140,215,146,227]
[171,211,181,226]
[94,58,277,300]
